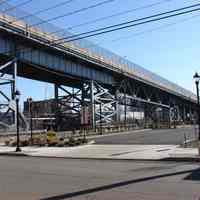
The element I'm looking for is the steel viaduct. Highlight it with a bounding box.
[0,9,197,131]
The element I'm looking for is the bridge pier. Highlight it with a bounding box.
[6,74,192,133]
[53,78,178,131]
[115,89,120,123]
[0,59,27,131]
[116,78,172,129]
[89,81,117,128]
[0,59,17,130]
[54,84,82,131]
[168,99,197,126]
[90,80,95,129]
[53,81,118,131]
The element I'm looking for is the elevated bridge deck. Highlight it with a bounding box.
[0,13,196,102]
[0,4,197,131]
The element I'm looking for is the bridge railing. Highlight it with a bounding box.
[0,2,196,101]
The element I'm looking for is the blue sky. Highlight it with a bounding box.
[2,0,200,102]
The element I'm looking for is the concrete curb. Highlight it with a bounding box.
[0,152,200,163]
[0,152,28,157]
[27,155,200,163]
[161,157,200,162]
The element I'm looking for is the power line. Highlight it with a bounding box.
[1,3,200,57]
[109,14,200,43]
[10,0,77,24]
[71,14,200,49]
[52,3,200,44]
[54,0,172,33]
[3,0,34,13]
[29,0,116,27]
[63,7,200,43]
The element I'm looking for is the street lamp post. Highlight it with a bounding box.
[100,103,103,135]
[28,97,33,145]
[193,72,200,141]
[15,90,21,152]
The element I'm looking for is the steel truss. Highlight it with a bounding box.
[117,79,171,127]
[90,81,117,126]
[54,78,196,130]
[54,81,118,130]
[54,84,82,130]
[117,78,197,126]
[0,59,28,131]
[90,78,171,128]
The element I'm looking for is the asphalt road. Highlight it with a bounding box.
[0,156,200,200]
[93,126,198,145]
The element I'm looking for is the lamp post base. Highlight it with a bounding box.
[15,147,21,152]
[198,141,200,156]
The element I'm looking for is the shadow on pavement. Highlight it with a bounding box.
[184,168,200,181]
[40,168,200,200]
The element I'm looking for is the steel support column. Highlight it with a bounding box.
[54,84,59,130]
[54,84,83,130]
[115,89,120,123]
[0,59,28,131]
[0,59,17,130]
[87,81,118,129]
[90,80,95,129]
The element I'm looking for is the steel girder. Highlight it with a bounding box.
[116,79,171,126]
[0,59,28,131]
[54,84,82,130]
[90,81,117,126]
[53,77,196,130]
[54,81,118,130]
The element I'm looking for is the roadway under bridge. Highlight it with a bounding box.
[0,6,197,132]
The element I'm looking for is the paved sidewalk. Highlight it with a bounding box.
[0,143,199,161]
